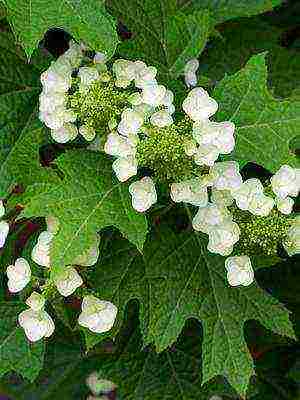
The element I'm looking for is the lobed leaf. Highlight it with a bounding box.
[213,53,300,172]
[21,150,148,275]
[87,224,295,396]
[3,0,119,58]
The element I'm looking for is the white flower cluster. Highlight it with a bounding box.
[18,292,55,342]
[184,58,199,88]
[39,42,108,144]
[9,215,116,341]
[39,41,83,143]
[182,88,235,166]
[0,200,9,249]
[105,59,177,212]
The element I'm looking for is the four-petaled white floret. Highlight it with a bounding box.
[6,258,31,293]
[225,256,254,287]
[78,295,118,333]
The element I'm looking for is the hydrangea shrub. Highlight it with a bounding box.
[0,0,299,399]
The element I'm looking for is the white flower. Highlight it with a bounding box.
[207,221,240,256]
[51,122,78,143]
[46,216,60,234]
[31,231,54,267]
[170,179,208,207]
[271,165,300,199]
[117,108,144,136]
[283,216,300,256]
[112,156,138,182]
[231,178,263,210]
[182,87,218,122]
[211,161,243,191]
[40,70,71,93]
[78,67,99,87]
[104,132,136,158]
[248,193,274,217]
[39,92,66,114]
[86,371,116,395]
[193,144,220,166]
[185,72,197,88]
[134,61,157,88]
[129,177,157,212]
[211,189,234,207]
[26,292,46,311]
[193,120,235,154]
[73,236,100,266]
[184,58,199,74]
[79,125,96,141]
[18,308,55,342]
[141,84,167,107]
[0,220,9,248]
[276,196,294,215]
[192,203,232,233]
[94,52,107,64]
[78,296,118,333]
[184,58,199,87]
[113,59,136,88]
[54,266,83,297]
[41,108,77,131]
[0,200,5,218]
[162,89,175,114]
[6,258,31,293]
[225,256,254,287]
[150,110,173,127]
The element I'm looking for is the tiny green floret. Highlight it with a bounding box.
[136,123,203,182]
[69,80,130,134]
[233,207,292,256]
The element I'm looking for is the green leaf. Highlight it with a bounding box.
[185,0,283,25]
[212,53,300,172]
[0,337,100,399]
[198,17,300,99]
[97,324,237,400]
[87,224,295,396]
[21,150,148,274]
[3,0,119,58]
[108,0,210,81]
[0,31,59,197]
[0,302,45,381]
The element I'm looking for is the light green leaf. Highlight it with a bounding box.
[212,53,300,172]
[0,302,45,381]
[184,0,283,24]
[3,0,119,58]
[21,150,148,274]
[87,225,295,396]
[108,0,210,81]
[0,31,59,197]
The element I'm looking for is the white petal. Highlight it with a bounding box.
[0,221,9,248]
[112,156,138,182]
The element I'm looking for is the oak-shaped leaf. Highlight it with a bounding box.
[20,150,148,275]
